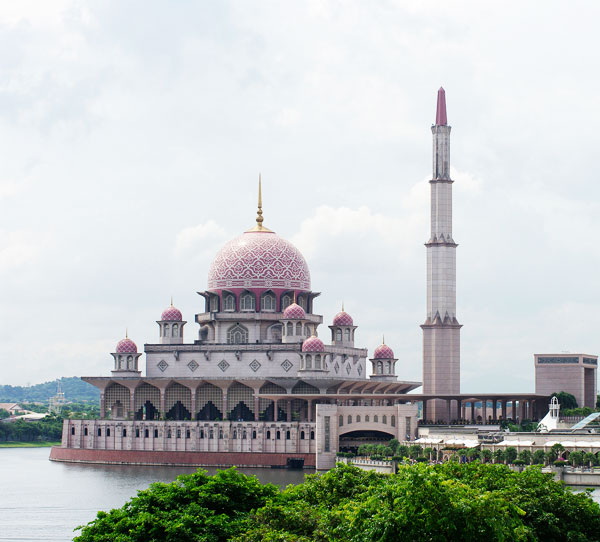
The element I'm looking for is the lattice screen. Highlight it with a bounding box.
[165,383,192,412]
[292,381,319,394]
[227,382,254,417]
[134,383,160,411]
[196,383,223,413]
[105,383,130,417]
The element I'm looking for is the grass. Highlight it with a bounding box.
[0,441,60,448]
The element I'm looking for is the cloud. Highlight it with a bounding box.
[174,220,228,257]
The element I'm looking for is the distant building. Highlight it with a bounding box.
[0,403,22,416]
[49,380,67,414]
[535,354,597,408]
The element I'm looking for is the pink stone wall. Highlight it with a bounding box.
[49,446,315,467]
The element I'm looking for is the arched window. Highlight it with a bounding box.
[243,431,247,439]
[266,430,271,439]
[261,292,276,312]
[365,415,370,422]
[164,324,169,337]
[335,329,342,341]
[224,294,235,312]
[297,295,306,310]
[383,415,387,424]
[210,296,218,312]
[315,355,321,369]
[387,361,392,374]
[281,294,292,310]
[71,426,75,435]
[310,431,315,440]
[127,355,133,369]
[377,361,383,374]
[296,322,302,335]
[356,415,361,423]
[300,430,305,439]
[219,429,223,439]
[200,429,204,439]
[276,431,281,440]
[339,415,343,426]
[172,324,178,337]
[374,415,378,423]
[348,415,352,424]
[240,293,255,311]
[252,430,257,439]
[306,355,312,369]
[227,324,248,344]
[344,329,351,341]
[233,430,237,439]
[304,324,311,336]
[84,427,88,436]
[209,430,214,439]
[287,322,293,336]
[391,415,396,427]
[286,431,290,440]
[154,429,158,438]
[106,428,110,437]
[167,429,172,438]
[144,428,149,438]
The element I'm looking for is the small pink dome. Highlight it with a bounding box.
[283,303,306,319]
[116,338,137,354]
[161,306,182,321]
[333,311,353,326]
[302,336,325,353]
[373,343,394,359]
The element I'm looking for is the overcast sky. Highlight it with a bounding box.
[1,1,599,394]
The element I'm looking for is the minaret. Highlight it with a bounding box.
[421,87,461,422]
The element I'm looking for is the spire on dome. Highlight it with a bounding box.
[247,173,273,232]
[436,87,447,126]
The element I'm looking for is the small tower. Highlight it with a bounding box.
[157,301,186,345]
[369,339,398,381]
[281,300,311,343]
[329,305,356,346]
[111,335,142,376]
[299,335,329,374]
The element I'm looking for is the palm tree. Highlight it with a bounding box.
[481,449,492,463]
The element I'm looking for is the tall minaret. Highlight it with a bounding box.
[421,87,461,422]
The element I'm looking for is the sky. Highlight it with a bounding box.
[1,1,600,393]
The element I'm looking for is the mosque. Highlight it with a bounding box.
[50,89,553,470]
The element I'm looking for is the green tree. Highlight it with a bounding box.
[492,449,505,464]
[408,445,422,460]
[422,447,434,461]
[550,443,565,461]
[504,447,518,464]
[465,448,480,462]
[388,438,400,454]
[569,451,584,467]
[584,452,597,467]
[532,450,546,465]
[480,449,492,463]
[517,449,532,465]
[0,408,10,419]
[396,445,409,459]
[551,391,578,410]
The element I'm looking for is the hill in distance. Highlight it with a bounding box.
[0,377,99,404]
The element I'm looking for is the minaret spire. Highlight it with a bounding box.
[436,87,447,126]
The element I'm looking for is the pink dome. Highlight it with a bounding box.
[208,231,311,291]
[161,306,182,321]
[283,303,306,319]
[373,343,394,359]
[333,311,353,326]
[116,338,137,354]
[302,336,325,353]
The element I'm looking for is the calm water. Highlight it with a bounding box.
[2,449,599,542]
[0,448,309,542]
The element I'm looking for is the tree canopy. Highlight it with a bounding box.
[75,462,600,542]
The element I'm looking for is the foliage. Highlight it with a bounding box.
[561,407,594,417]
[553,460,568,467]
[0,408,10,419]
[77,463,600,541]
[584,452,598,467]
[517,449,532,465]
[0,377,99,404]
[480,449,493,463]
[0,414,63,442]
[532,450,546,465]
[569,451,584,467]
[504,446,518,464]
[551,391,578,410]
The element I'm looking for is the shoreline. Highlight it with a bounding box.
[0,441,60,448]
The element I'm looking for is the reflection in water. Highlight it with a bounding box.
[0,448,310,542]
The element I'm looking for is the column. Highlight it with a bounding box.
[470,401,475,422]
[254,396,260,421]
[190,388,197,421]
[422,400,427,422]
[100,393,106,419]
[159,390,166,419]
[287,400,292,422]
[308,400,313,422]
[128,388,136,420]
[446,400,451,423]
[482,399,487,424]
[501,400,507,421]
[222,390,228,421]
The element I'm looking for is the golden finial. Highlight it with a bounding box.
[293,291,297,304]
[247,173,273,232]
[342,301,345,312]
[382,334,385,344]
[170,295,173,306]
[126,328,128,339]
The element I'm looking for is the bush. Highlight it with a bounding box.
[76,463,600,541]
[553,460,568,467]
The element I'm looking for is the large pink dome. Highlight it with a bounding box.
[208,231,311,291]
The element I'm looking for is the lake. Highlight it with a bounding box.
[1,448,599,542]
[0,447,309,542]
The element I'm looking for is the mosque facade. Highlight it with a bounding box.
[50,89,551,470]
